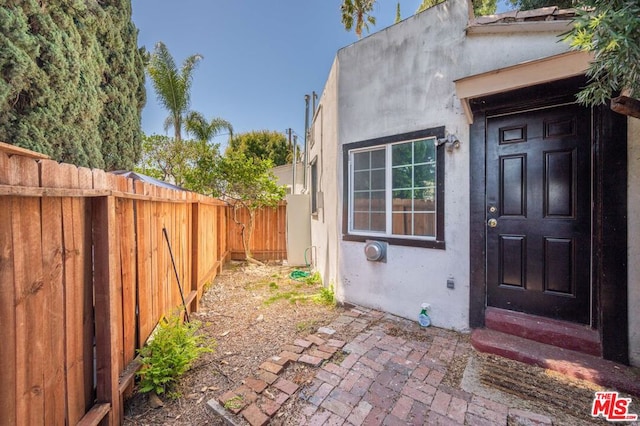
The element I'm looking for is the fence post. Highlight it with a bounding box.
[190,201,200,312]
[92,196,121,425]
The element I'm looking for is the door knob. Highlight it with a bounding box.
[488,218,498,228]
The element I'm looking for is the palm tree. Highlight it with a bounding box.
[185,111,233,144]
[341,0,377,39]
[147,41,202,142]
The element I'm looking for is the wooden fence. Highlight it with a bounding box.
[228,203,287,261]
[0,144,286,425]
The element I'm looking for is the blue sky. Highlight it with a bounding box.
[131,1,513,146]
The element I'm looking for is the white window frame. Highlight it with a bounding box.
[347,136,438,241]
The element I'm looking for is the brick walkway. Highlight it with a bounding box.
[208,306,637,425]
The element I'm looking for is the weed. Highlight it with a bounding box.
[313,285,335,306]
[296,320,320,333]
[331,350,348,365]
[224,395,244,410]
[303,271,322,285]
[136,313,213,396]
[264,290,313,305]
[269,281,279,290]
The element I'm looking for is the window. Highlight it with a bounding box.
[310,158,318,215]
[343,127,445,248]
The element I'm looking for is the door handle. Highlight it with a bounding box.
[488,218,498,228]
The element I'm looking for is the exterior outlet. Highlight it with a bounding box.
[447,277,455,289]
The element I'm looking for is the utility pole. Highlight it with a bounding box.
[292,135,298,194]
[303,95,310,191]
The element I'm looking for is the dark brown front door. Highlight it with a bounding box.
[486,103,591,324]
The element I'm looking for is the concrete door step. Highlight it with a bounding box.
[471,328,640,397]
[485,307,601,356]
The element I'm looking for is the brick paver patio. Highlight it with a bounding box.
[209,306,638,425]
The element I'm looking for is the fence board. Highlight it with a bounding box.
[63,168,93,424]
[40,159,66,423]
[0,198,16,424]
[135,182,154,346]
[118,197,137,365]
[93,196,120,425]
[11,156,45,425]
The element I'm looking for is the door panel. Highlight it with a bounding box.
[486,104,591,324]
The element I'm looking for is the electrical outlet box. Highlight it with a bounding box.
[447,277,455,289]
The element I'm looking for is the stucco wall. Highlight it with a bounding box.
[629,117,640,367]
[330,0,576,330]
[308,58,341,296]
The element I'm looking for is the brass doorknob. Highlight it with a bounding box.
[488,218,498,228]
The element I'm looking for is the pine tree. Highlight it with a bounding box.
[0,0,145,170]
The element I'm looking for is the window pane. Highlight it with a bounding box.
[354,212,370,230]
[353,191,370,211]
[392,166,412,189]
[371,169,385,190]
[414,195,435,212]
[392,212,412,235]
[414,213,436,237]
[354,170,370,190]
[371,213,386,231]
[354,151,370,170]
[414,164,434,188]
[415,187,436,203]
[371,190,385,210]
[414,138,435,163]
[392,142,412,166]
[371,149,385,168]
[392,190,412,212]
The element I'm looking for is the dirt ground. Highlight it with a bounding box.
[123,262,637,425]
[123,261,342,425]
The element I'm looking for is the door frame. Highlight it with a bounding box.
[468,77,629,364]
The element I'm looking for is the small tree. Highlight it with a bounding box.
[226,130,295,167]
[136,134,201,187]
[214,151,286,264]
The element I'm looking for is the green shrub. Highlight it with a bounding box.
[137,314,213,396]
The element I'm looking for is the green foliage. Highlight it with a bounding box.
[564,0,640,105]
[395,2,402,23]
[303,271,322,286]
[215,151,286,209]
[147,42,202,142]
[215,151,285,261]
[185,111,233,143]
[341,0,377,38]
[472,0,498,16]
[226,130,295,167]
[0,0,145,169]
[136,134,207,187]
[137,315,213,396]
[224,395,244,410]
[417,0,445,14]
[313,285,336,306]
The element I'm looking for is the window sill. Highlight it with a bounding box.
[342,234,446,250]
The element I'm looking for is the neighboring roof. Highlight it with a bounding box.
[110,170,188,191]
[468,6,577,34]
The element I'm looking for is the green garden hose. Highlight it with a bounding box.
[289,270,311,281]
